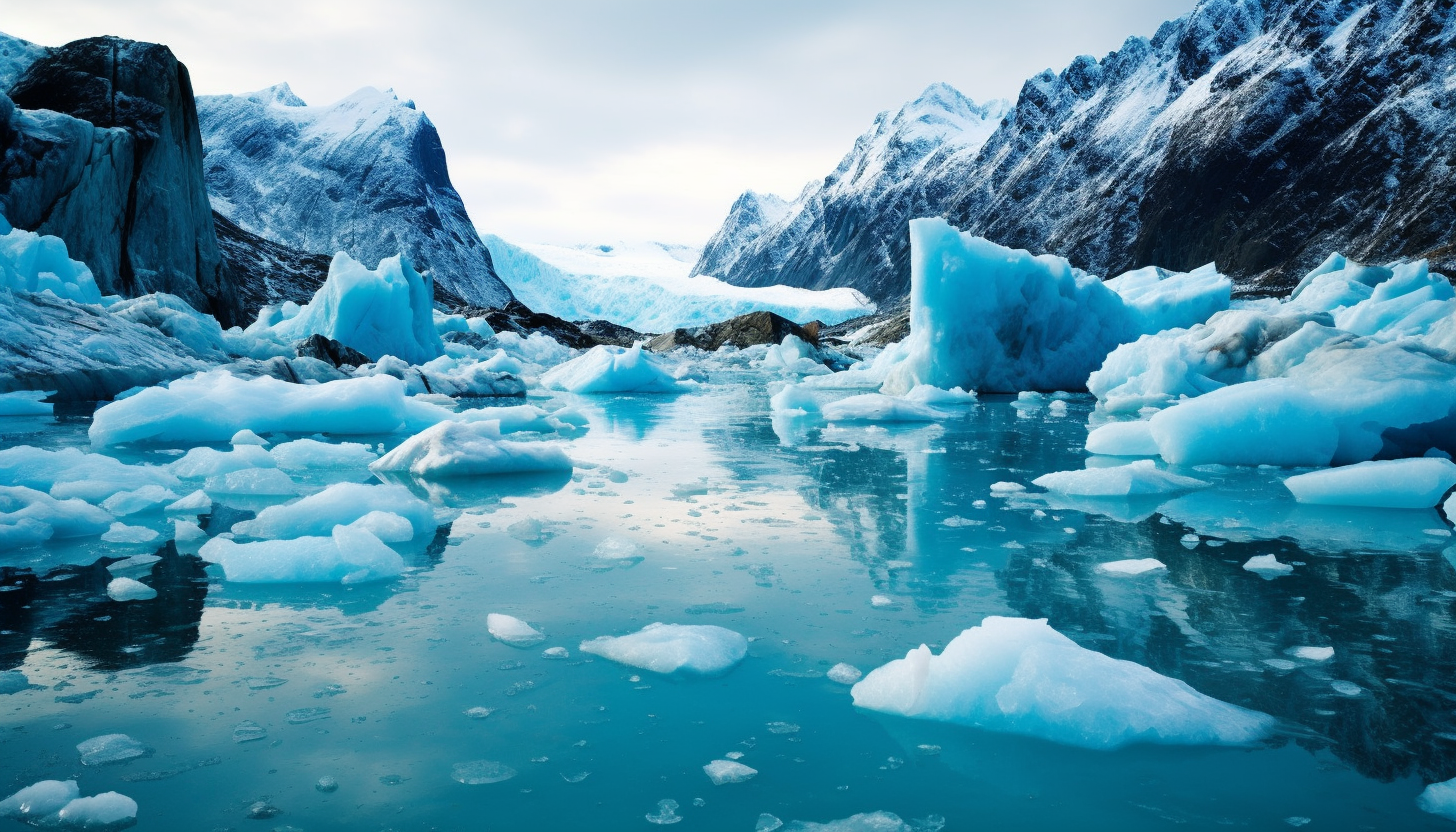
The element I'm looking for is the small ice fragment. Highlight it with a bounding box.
[173,519,206,548]
[78,733,152,765]
[165,490,212,513]
[1419,776,1456,821]
[56,792,137,828]
[885,560,913,570]
[205,467,298,496]
[725,751,744,760]
[1048,400,1068,416]
[1262,659,1299,671]
[452,760,517,784]
[1286,818,1311,827]
[106,554,161,575]
[101,485,179,516]
[232,720,267,743]
[487,613,546,647]
[756,814,784,832]
[231,429,269,446]
[106,577,157,602]
[244,677,286,690]
[465,707,495,719]
[941,516,981,527]
[580,623,747,676]
[1287,646,1334,662]
[989,482,1024,494]
[916,744,941,756]
[593,537,639,559]
[692,798,706,807]
[1179,533,1200,549]
[827,663,862,685]
[972,499,987,508]
[703,759,757,785]
[870,595,896,608]
[508,518,544,542]
[542,646,569,659]
[766,721,799,734]
[0,780,79,820]
[285,707,330,724]
[246,801,280,819]
[645,798,682,825]
[102,522,159,544]
[1243,555,1294,578]
[1096,559,1166,576]
[316,776,338,793]
[560,771,591,783]
[1331,681,1362,696]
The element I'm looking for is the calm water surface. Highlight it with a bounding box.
[3,373,1455,831]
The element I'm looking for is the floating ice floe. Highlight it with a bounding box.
[1088,255,1456,466]
[1032,460,1209,497]
[0,780,79,821]
[850,616,1274,749]
[702,759,757,785]
[580,623,748,676]
[451,759,517,785]
[101,523,159,544]
[881,219,1229,394]
[1242,555,1294,578]
[1287,646,1333,662]
[821,393,951,423]
[645,798,683,824]
[0,390,53,416]
[99,485,179,516]
[541,344,685,393]
[0,446,180,503]
[251,252,443,364]
[1282,457,1456,508]
[1096,559,1167,576]
[77,733,152,765]
[487,613,546,647]
[164,490,212,513]
[231,482,436,540]
[268,438,378,470]
[169,444,275,479]
[0,485,112,545]
[827,663,863,685]
[204,467,298,496]
[1418,777,1456,821]
[55,792,138,829]
[106,577,157,602]
[370,421,572,478]
[199,525,405,584]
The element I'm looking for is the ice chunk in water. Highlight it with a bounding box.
[347,511,415,543]
[1418,776,1456,821]
[1084,421,1159,457]
[821,394,952,423]
[703,759,757,785]
[169,444,275,479]
[1287,646,1334,662]
[541,344,684,394]
[55,792,137,829]
[0,779,79,819]
[988,482,1024,494]
[205,467,298,496]
[106,577,157,602]
[164,490,212,513]
[173,519,206,550]
[101,523,159,544]
[451,760,517,784]
[1283,458,1456,508]
[645,798,683,824]
[783,812,941,831]
[0,485,112,539]
[233,482,435,541]
[232,720,267,743]
[827,663,862,685]
[487,613,546,647]
[1243,555,1294,578]
[0,390,54,416]
[315,776,338,793]
[766,721,799,734]
[1032,461,1208,497]
[78,733,152,765]
[269,438,378,470]
[542,646,570,659]
[0,446,179,503]
[851,617,1274,749]
[1096,559,1167,576]
[100,485,179,516]
[371,421,573,479]
[199,525,404,584]
[756,814,784,832]
[230,429,268,446]
[580,623,748,676]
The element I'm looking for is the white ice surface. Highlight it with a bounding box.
[1032,460,1209,497]
[579,623,748,676]
[541,345,685,394]
[199,525,404,584]
[370,421,572,479]
[231,483,436,540]
[487,613,546,647]
[1282,458,1456,508]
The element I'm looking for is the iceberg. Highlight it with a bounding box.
[1282,458,1456,508]
[541,345,684,394]
[0,390,52,416]
[487,613,546,647]
[0,217,102,304]
[1418,777,1456,821]
[198,525,405,584]
[106,577,158,601]
[369,421,573,478]
[230,483,436,540]
[1031,460,1209,497]
[579,623,748,676]
[253,252,443,364]
[55,792,138,830]
[850,617,1274,749]
[883,219,1229,394]
[0,780,79,821]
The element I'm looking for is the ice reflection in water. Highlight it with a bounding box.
[0,381,1453,830]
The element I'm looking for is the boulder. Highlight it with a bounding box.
[294,334,372,368]
[645,310,815,353]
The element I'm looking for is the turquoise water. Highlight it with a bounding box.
[3,375,1455,830]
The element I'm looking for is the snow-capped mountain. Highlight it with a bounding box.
[692,83,1011,301]
[702,0,1456,302]
[197,84,513,308]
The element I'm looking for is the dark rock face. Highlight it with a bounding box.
[461,300,599,350]
[820,298,911,348]
[294,333,371,368]
[574,319,649,348]
[2,37,240,323]
[702,0,1456,301]
[644,310,815,353]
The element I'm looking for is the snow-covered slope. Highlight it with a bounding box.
[702,0,1456,301]
[0,31,44,88]
[197,84,513,308]
[692,83,1011,301]
[486,235,874,332]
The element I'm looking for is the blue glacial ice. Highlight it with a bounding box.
[580,623,748,676]
[541,345,685,394]
[1282,457,1456,508]
[198,524,405,584]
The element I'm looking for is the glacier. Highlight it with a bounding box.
[485,234,874,332]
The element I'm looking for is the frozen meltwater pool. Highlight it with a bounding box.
[3,373,1456,831]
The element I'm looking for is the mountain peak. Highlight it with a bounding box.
[245,82,307,107]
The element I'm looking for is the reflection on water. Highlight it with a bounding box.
[1,381,1454,829]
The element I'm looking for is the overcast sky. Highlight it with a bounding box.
[5,0,1195,247]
